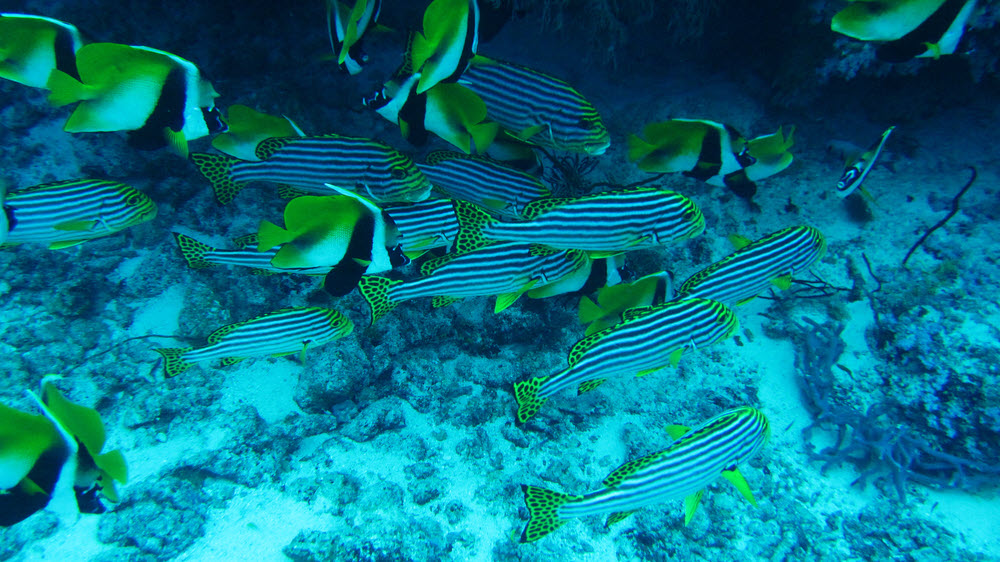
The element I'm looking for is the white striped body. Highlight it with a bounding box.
[229,136,432,202]
[390,242,588,302]
[484,188,704,252]
[458,56,610,155]
[417,151,549,219]
[384,199,459,254]
[3,179,156,247]
[538,298,737,399]
[676,226,826,306]
[561,407,769,518]
[181,307,351,365]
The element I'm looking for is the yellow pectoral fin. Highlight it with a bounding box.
[495,279,539,313]
[683,490,704,526]
[722,467,757,507]
[668,348,684,367]
[771,274,792,290]
[54,220,97,231]
[517,124,545,141]
[48,239,88,250]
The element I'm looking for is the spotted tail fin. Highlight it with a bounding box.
[513,375,549,424]
[190,153,246,205]
[173,233,216,269]
[153,348,195,378]
[357,276,403,323]
[519,485,577,543]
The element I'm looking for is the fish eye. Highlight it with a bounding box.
[125,193,142,206]
[390,167,406,180]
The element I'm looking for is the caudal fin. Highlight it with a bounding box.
[357,276,403,323]
[173,233,216,269]
[190,152,246,205]
[153,348,195,378]
[519,485,576,543]
[513,376,549,424]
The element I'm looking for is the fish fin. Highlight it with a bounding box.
[735,296,756,306]
[583,318,616,337]
[207,322,244,344]
[771,274,792,290]
[495,279,537,313]
[567,330,608,366]
[173,233,217,269]
[298,343,308,366]
[577,378,606,394]
[519,485,576,543]
[453,200,493,253]
[190,152,246,205]
[277,184,308,200]
[728,233,752,249]
[48,239,88,249]
[153,348,195,378]
[577,295,604,324]
[432,295,463,308]
[513,375,550,424]
[45,69,90,107]
[668,348,684,367]
[602,449,668,487]
[53,219,96,231]
[250,268,276,276]
[722,467,757,507]
[621,305,656,322]
[420,252,458,275]
[604,511,635,528]
[231,233,260,249]
[164,127,189,158]
[257,220,293,253]
[665,424,690,440]
[255,137,292,160]
[357,275,402,323]
[219,357,246,367]
[636,366,661,377]
[520,197,573,221]
[516,123,545,142]
[684,490,704,526]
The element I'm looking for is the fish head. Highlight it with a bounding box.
[202,105,228,134]
[119,188,158,227]
[577,114,610,155]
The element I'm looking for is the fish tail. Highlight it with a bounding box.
[577,294,604,324]
[190,152,246,205]
[519,485,573,543]
[513,375,549,424]
[452,200,492,252]
[153,348,195,378]
[626,133,657,163]
[357,276,402,323]
[173,233,216,269]
[45,69,89,107]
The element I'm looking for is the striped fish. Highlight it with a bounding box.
[383,198,460,258]
[520,406,769,542]
[458,55,610,155]
[514,298,738,424]
[357,241,590,322]
[153,307,353,378]
[675,225,826,306]
[455,187,704,254]
[2,179,156,249]
[190,134,432,205]
[172,232,331,275]
[417,150,549,219]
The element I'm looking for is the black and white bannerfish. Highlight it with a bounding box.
[256,189,409,296]
[190,134,433,205]
[519,406,769,542]
[153,307,354,378]
[832,0,978,63]
[578,270,673,336]
[458,55,611,155]
[1,179,156,249]
[513,298,738,424]
[383,198,460,259]
[46,43,225,156]
[357,241,591,322]
[0,13,84,89]
[417,150,550,219]
[674,226,826,306]
[454,187,705,255]
[408,0,481,94]
[835,126,895,198]
[326,0,382,75]
[172,232,332,276]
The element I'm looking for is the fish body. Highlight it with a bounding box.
[578,270,673,336]
[418,150,549,218]
[514,298,738,423]
[832,0,977,62]
[836,126,894,198]
[0,13,83,89]
[383,198,460,258]
[46,43,224,155]
[2,179,156,249]
[327,0,382,75]
[172,232,331,275]
[675,226,826,306]
[455,187,704,254]
[191,134,432,205]
[357,241,589,321]
[210,105,305,162]
[458,55,610,155]
[628,119,758,199]
[409,0,480,94]
[153,307,353,378]
[519,406,769,542]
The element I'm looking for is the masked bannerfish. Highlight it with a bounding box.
[357,241,591,322]
[417,150,549,219]
[832,0,978,63]
[519,406,769,542]
[326,0,382,75]
[453,187,704,255]
[0,13,83,89]
[191,133,432,205]
[46,43,225,156]
[514,298,738,424]
[210,105,305,162]
[1,377,128,527]
[458,55,610,155]
[1,179,156,250]
[153,307,353,378]
[675,226,826,306]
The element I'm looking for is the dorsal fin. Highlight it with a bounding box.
[602,449,667,488]
[520,197,574,220]
[254,137,292,160]
[567,330,609,366]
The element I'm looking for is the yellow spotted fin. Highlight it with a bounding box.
[190,152,247,205]
[513,375,550,424]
